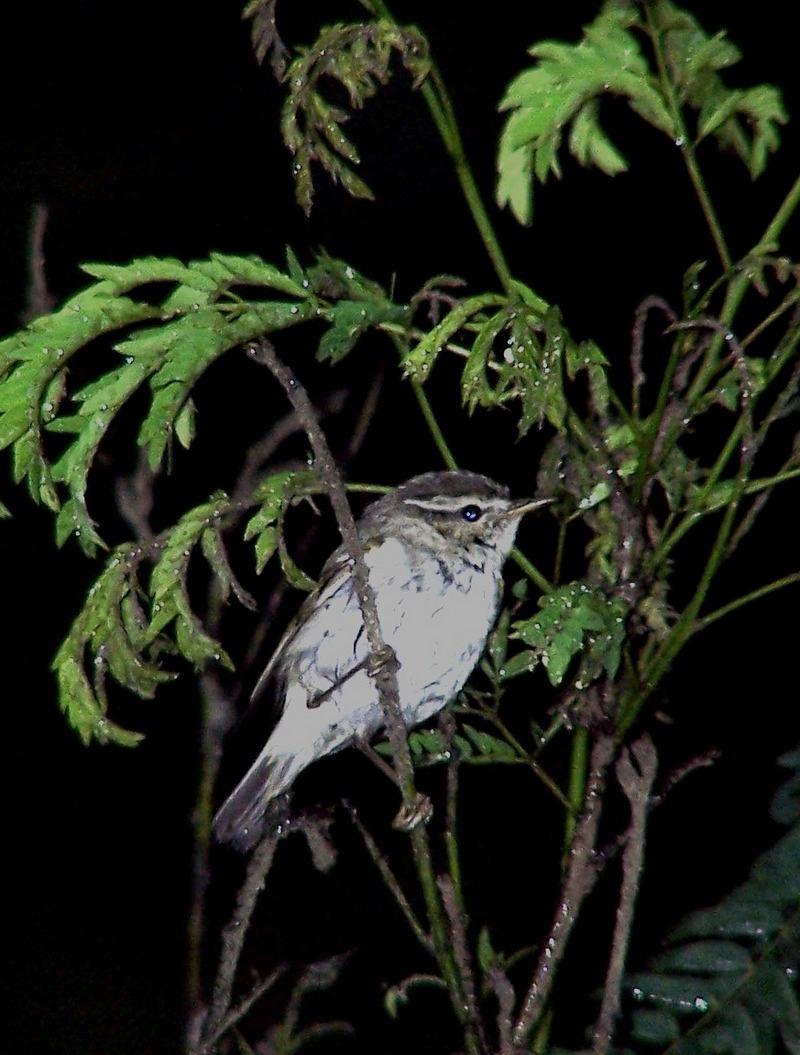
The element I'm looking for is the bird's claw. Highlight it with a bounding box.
[392,792,433,831]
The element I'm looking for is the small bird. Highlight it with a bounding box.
[213,470,549,850]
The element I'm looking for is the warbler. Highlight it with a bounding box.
[213,470,548,849]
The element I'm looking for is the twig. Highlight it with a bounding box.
[488,963,517,1055]
[346,802,432,951]
[23,203,56,321]
[194,965,286,1055]
[592,734,658,1055]
[438,875,487,1055]
[513,728,617,1048]
[199,831,281,1047]
[630,296,678,419]
[185,671,237,1051]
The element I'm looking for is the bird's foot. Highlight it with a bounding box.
[392,792,433,831]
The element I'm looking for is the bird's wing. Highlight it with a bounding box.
[248,544,357,706]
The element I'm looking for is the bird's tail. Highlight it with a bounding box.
[212,748,304,851]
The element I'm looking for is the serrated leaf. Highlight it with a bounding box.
[146,494,232,670]
[253,527,279,575]
[318,298,407,364]
[403,294,507,381]
[245,469,320,574]
[513,582,627,688]
[281,21,430,214]
[201,527,257,611]
[138,301,317,470]
[174,399,196,450]
[208,252,309,298]
[496,5,672,219]
[53,546,173,746]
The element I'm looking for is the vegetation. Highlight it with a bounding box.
[3,2,799,1052]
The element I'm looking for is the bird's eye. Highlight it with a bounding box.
[460,504,483,522]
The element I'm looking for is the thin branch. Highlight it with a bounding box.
[592,734,658,1055]
[438,874,487,1055]
[194,965,286,1055]
[198,831,281,1048]
[513,729,617,1047]
[185,671,236,1051]
[246,339,417,809]
[23,203,56,321]
[346,802,432,952]
[694,571,800,633]
[630,296,678,421]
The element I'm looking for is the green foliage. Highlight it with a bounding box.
[280,20,430,213]
[511,582,628,688]
[496,0,787,223]
[624,749,800,1055]
[0,253,316,556]
[402,286,608,435]
[51,470,322,746]
[2,2,800,1053]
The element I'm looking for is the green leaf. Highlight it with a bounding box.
[53,545,174,746]
[460,724,517,761]
[403,293,507,382]
[318,298,407,364]
[281,21,430,214]
[147,494,234,669]
[0,284,161,515]
[245,469,320,575]
[496,4,670,219]
[496,1,785,223]
[137,300,317,471]
[513,582,628,688]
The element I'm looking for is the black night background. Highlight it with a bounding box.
[2,3,799,1053]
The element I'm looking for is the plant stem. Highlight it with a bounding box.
[411,380,459,469]
[622,487,743,732]
[689,170,800,402]
[564,725,589,860]
[367,0,544,305]
[694,572,800,632]
[644,6,731,271]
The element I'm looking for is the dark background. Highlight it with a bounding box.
[2,3,799,1053]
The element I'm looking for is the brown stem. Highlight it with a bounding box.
[197,832,281,1048]
[592,734,658,1055]
[513,729,617,1048]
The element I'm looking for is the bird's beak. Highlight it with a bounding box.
[504,496,554,519]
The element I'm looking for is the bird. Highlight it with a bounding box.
[213,469,549,850]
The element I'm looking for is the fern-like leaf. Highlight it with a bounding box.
[280,21,430,214]
[496,1,785,224]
